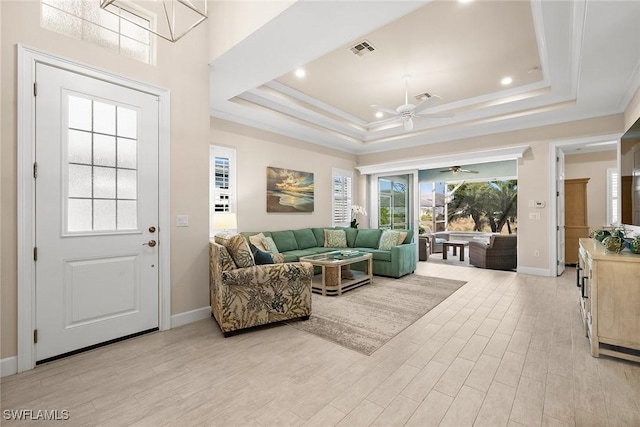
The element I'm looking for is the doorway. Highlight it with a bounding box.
[17,46,171,372]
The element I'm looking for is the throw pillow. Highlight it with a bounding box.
[324,229,348,248]
[226,234,255,268]
[249,243,274,265]
[272,253,285,263]
[397,231,408,245]
[378,230,401,250]
[263,236,279,253]
[249,232,269,251]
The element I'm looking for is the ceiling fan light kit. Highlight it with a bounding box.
[440,166,480,175]
[371,75,451,132]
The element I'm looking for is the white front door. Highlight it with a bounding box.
[35,64,160,362]
[557,149,566,275]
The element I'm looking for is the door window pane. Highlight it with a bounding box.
[117,169,137,199]
[93,134,116,166]
[117,107,137,139]
[93,101,116,134]
[66,95,139,232]
[68,130,91,164]
[68,164,92,198]
[93,167,116,198]
[117,138,136,168]
[68,96,92,131]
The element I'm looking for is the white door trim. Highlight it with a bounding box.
[17,45,171,373]
[548,133,622,277]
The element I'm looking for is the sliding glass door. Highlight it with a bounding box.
[378,176,409,230]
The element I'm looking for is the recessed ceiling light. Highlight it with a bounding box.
[458,0,473,4]
[501,76,513,86]
[375,112,384,118]
[294,68,306,78]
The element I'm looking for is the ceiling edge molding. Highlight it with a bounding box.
[356,145,531,175]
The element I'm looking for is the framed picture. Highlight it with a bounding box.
[266,167,314,212]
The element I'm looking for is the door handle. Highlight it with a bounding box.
[143,240,157,247]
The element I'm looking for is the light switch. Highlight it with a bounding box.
[176,215,189,227]
[528,200,535,208]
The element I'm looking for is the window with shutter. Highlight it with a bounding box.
[332,169,353,227]
[210,146,236,236]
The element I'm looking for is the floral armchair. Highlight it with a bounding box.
[209,236,313,336]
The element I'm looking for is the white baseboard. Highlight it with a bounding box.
[517,266,553,277]
[171,306,211,328]
[1,356,18,378]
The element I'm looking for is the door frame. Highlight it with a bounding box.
[17,45,171,372]
[548,133,622,277]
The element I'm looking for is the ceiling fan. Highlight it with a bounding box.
[440,166,480,175]
[371,74,453,131]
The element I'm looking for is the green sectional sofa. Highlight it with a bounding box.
[241,227,417,278]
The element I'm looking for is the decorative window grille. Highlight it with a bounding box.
[41,0,153,64]
[607,168,619,225]
[332,169,353,227]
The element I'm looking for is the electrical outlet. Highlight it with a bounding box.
[529,212,540,220]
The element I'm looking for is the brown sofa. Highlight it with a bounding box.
[469,234,517,270]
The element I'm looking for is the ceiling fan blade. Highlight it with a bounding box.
[370,104,400,116]
[403,118,413,132]
[411,94,442,114]
[414,112,455,119]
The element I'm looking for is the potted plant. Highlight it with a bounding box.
[350,205,367,229]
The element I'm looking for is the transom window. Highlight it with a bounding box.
[66,95,138,232]
[41,0,153,64]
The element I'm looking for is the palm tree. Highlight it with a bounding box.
[448,183,485,231]
[485,181,517,233]
[446,180,517,233]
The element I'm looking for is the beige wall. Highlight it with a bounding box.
[358,115,625,272]
[1,1,210,358]
[565,151,617,231]
[210,119,358,232]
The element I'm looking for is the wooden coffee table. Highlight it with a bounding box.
[442,240,469,261]
[299,251,373,296]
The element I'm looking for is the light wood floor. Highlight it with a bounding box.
[3,261,640,426]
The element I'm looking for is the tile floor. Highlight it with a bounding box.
[2,260,640,426]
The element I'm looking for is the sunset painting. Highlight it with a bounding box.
[266,167,314,212]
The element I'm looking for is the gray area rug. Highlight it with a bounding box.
[288,274,467,355]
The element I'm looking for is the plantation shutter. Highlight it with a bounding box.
[213,156,231,212]
[333,174,352,226]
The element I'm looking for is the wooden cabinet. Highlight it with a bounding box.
[578,238,640,362]
[565,178,590,264]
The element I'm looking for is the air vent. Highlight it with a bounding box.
[414,92,433,101]
[349,40,376,57]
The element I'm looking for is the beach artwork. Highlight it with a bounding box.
[266,167,314,212]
